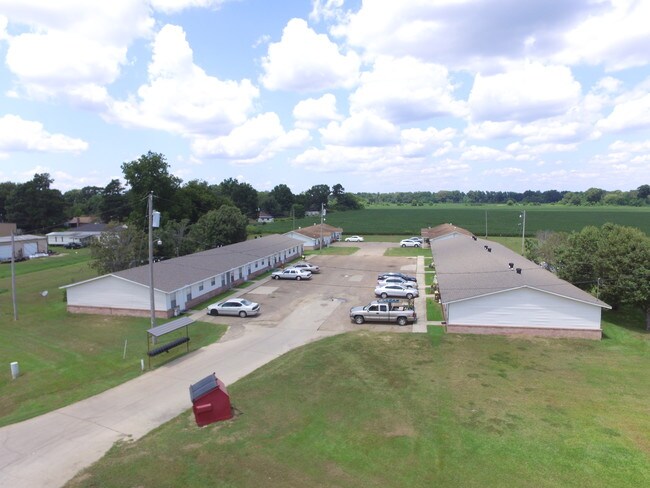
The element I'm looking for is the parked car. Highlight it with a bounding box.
[377,272,417,282]
[207,298,260,317]
[350,299,417,326]
[374,284,419,299]
[64,242,83,249]
[399,238,421,248]
[271,267,312,280]
[408,236,424,244]
[345,235,364,242]
[292,262,320,273]
[377,277,418,288]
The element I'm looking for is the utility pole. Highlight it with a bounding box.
[11,231,17,320]
[148,192,156,329]
[485,210,488,238]
[520,210,526,255]
[319,202,324,251]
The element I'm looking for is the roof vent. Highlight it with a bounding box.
[516,268,522,274]
[487,247,492,252]
[472,236,477,241]
[484,245,488,250]
[509,262,514,269]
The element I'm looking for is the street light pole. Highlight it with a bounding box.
[319,202,324,251]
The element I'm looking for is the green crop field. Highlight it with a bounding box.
[249,205,650,237]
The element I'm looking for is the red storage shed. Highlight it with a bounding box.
[189,373,233,426]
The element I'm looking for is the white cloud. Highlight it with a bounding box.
[293,93,342,129]
[460,145,513,162]
[350,56,465,123]
[335,0,597,69]
[400,127,456,158]
[1,0,153,101]
[309,0,345,22]
[468,61,581,123]
[482,167,525,177]
[320,112,400,147]
[150,0,228,14]
[108,24,259,136]
[0,114,88,155]
[191,112,310,163]
[261,18,360,92]
[596,92,650,134]
[558,0,650,71]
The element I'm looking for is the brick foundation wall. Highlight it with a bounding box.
[445,324,602,340]
[67,305,171,319]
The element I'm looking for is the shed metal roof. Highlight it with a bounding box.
[431,235,610,308]
[98,234,302,293]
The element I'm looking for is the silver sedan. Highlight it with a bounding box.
[374,284,419,300]
[207,298,261,317]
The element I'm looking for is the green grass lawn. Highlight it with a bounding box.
[66,308,649,488]
[0,251,227,427]
[426,298,443,321]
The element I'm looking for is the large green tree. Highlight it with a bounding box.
[121,151,182,226]
[216,178,259,218]
[269,184,294,216]
[100,179,130,223]
[303,184,330,211]
[555,224,650,329]
[5,173,66,232]
[89,225,147,274]
[0,181,18,222]
[174,180,221,224]
[187,205,247,251]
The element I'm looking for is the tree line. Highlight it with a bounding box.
[357,186,649,206]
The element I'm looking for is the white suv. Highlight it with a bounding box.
[399,238,421,248]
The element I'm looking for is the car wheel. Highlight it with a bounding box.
[273,275,279,279]
[296,276,301,281]
[415,244,420,248]
[397,316,407,326]
[354,315,365,324]
[406,293,414,300]
[381,292,388,299]
[208,309,218,316]
[401,244,406,247]
[239,311,247,318]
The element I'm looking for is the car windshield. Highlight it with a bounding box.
[239,299,253,306]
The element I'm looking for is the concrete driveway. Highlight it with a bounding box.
[0,242,428,488]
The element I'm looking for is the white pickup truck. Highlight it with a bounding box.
[349,299,417,326]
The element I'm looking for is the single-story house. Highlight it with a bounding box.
[431,234,610,339]
[47,223,113,246]
[422,223,474,243]
[0,223,17,237]
[257,212,274,223]
[67,216,98,228]
[0,234,48,261]
[284,223,342,250]
[62,234,303,318]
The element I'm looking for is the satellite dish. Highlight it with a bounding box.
[41,290,49,297]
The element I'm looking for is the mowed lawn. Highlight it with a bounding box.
[0,250,226,427]
[67,309,649,488]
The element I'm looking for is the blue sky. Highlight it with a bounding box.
[0,0,649,194]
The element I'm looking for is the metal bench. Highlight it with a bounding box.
[146,316,193,367]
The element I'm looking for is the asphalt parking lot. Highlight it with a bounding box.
[202,242,422,334]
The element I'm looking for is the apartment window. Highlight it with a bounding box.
[211,278,215,286]
[199,283,204,291]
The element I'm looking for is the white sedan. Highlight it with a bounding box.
[400,238,421,248]
[375,284,419,300]
[345,235,364,242]
[271,267,312,280]
[207,298,260,317]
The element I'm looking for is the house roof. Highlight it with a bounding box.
[0,234,46,244]
[68,216,97,225]
[421,223,474,240]
[290,223,342,239]
[64,234,303,293]
[431,234,610,308]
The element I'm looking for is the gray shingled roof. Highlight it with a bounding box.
[431,235,610,308]
[112,234,302,293]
